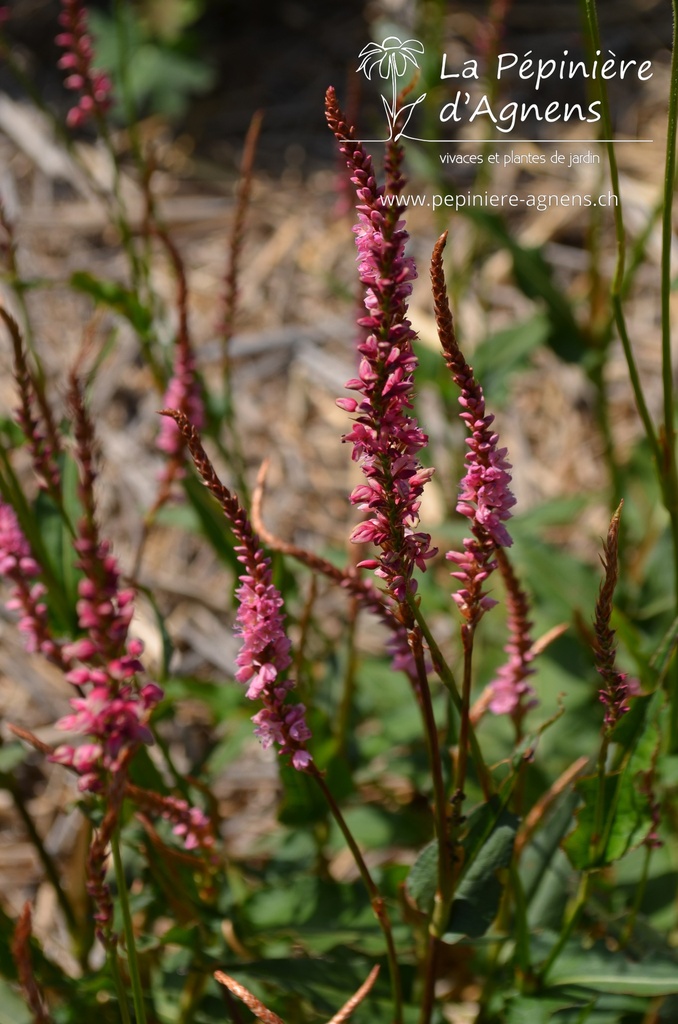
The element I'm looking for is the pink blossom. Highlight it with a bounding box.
[157,343,204,475]
[0,503,61,661]
[326,87,437,603]
[159,409,313,770]
[486,550,537,721]
[232,534,312,768]
[56,0,113,129]
[431,234,515,626]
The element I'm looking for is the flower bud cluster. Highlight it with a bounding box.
[56,0,112,128]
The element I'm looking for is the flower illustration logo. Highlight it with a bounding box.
[357,36,426,141]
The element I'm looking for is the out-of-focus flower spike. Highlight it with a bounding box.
[2,308,62,499]
[153,227,204,485]
[0,501,66,665]
[214,972,286,1024]
[126,783,217,859]
[85,773,126,945]
[11,904,52,1024]
[594,502,630,730]
[56,0,113,129]
[161,409,312,770]
[214,964,380,1024]
[486,547,537,724]
[327,965,380,1024]
[219,109,263,352]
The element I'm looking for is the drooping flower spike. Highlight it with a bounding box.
[160,409,312,771]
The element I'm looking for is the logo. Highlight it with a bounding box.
[357,36,426,141]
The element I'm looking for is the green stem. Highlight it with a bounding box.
[309,765,403,1024]
[590,735,610,866]
[336,595,359,756]
[112,830,148,1024]
[611,296,662,469]
[108,945,133,1024]
[538,871,590,983]
[409,628,453,938]
[620,843,654,948]
[581,0,624,287]
[409,598,493,798]
[453,630,475,821]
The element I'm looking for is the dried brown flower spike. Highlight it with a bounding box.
[214,964,379,1024]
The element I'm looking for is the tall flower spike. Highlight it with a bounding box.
[49,377,163,792]
[431,233,515,626]
[593,502,630,730]
[325,87,436,602]
[160,409,312,771]
[56,0,113,129]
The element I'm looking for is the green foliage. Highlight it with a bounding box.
[563,693,663,869]
[88,5,216,121]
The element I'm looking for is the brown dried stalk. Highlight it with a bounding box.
[220,109,264,352]
[514,756,589,858]
[214,965,379,1024]
[11,903,52,1024]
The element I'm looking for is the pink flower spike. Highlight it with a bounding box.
[56,0,113,129]
[431,234,515,627]
[325,88,437,604]
[160,410,313,772]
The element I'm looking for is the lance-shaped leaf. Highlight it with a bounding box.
[563,692,663,870]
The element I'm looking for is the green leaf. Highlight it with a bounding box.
[472,313,549,403]
[406,840,437,915]
[543,939,678,996]
[278,762,328,827]
[505,996,585,1024]
[0,980,33,1024]
[563,693,663,869]
[0,742,27,775]
[181,473,239,573]
[444,802,519,939]
[461,209,589,364]
[70,271,153,335]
